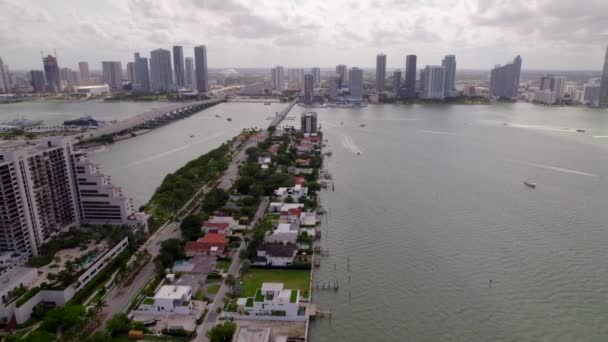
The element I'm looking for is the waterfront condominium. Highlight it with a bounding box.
[600,46,608,107]
[0,138,148,256]
[583,78,601,107]
[312,67,321,87]
[404,55,417,99]
[376,54,387,92]
[78,62,90,83]
[0,57,9,93]
[348,67,364,100]
[101,61,123,91]
[29,70,46,93]
[393,70,402,95]
[271,66,284,92]
[126,62,136,84]
[442,55,457,97]
[301,111,318,134]
[420,65,445,99]
[185,57,195,90]
[173,45,185,89]
[489,55,522,100]
[43,54,61,93]
[0,138,79,256]
[303,74,314,103]
[150,48,173,92]
[538,75,567,103]
[328,74,340,100]
[336,64,348,86]
[194,45,209,93]
[134,52,150,92]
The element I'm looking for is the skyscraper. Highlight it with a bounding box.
[336,64,348,86]
[43,54,61,93]
[150,49,173,92]
[376,54,387,92]
[194,45,209,93]
[60,67,75,86]
[404,55,417,99]
[0,57,10,93]
[312,67,321,87]
[126,62,136,83]
[134,52,150,92]
[349,67,364,100]
[441,55,457,97]
[420,65,445,99]
[101,61,123,90]
[30,70,46,93]
[173,45,185,89]
[599,47,608,107]
[489,55,522,100]
[271,66,284,91]
[288,69,305,82]
[185,57,195,90]
[539,74,567,102]
[393,70,402,95]
[303,74,314,103]
[583,78,601,107]
[301,111,318,134]
[328,74,340,100]
[78,62,90,83]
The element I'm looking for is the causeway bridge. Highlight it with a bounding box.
[78,97,225,141]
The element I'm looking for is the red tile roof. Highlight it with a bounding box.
[294,176,306,186]
[201,233,228,244]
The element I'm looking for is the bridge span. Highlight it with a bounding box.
[78,98,225,141]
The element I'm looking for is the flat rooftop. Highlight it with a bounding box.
[155,285,191,300]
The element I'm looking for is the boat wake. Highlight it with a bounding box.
[506,159,596,177]
[506,124,581,132]
[108,131,226,171]
[420,130,455,135]
[340,135,361,154]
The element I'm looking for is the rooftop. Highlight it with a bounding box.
[233,327,271,342]
[276,223,296,233]
[261,282,284,292]
[154,285,191,300]
[259,243,298,258]
[200,233,228,244]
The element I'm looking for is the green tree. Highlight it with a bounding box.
[106,313,131,337]
[267,126,276,134]
[41,305,85,332]
[180,215,203,241]
[202,189,229,213]
[235,176,254,195]
[156,239,186,269]
[22,330,55,342]
[207,321,237,342]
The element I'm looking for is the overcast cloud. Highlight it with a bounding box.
[0,0,607,70]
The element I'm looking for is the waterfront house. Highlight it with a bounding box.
[295,158,312,167]
[235,283,306,321]
[264,223,298,244]
[279,207,302,226]
[138,285,193,315]
[293,176,306,186]
[253,243,298,267]
[299,211,317,227]
[268,202,304,213]
[185,233,228,256]
[274,184,308,201]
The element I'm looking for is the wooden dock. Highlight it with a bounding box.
[308,304,332,319]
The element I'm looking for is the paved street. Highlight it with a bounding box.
[99,134,256,327]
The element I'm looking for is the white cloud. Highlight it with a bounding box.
[0,0,605,70]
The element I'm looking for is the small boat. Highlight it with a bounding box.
[324,151,333,156]
[357,151,361,155]
[189,134,195,138]
[226,117,232,122]
[576,129,585,133]
[215,114,221,118]
[360,124,366,127]
[264,102,271,105]
[523,180,536,188]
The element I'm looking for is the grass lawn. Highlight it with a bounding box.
[206,283,220,295]
[216,259,231,272]
[241,269,310,297]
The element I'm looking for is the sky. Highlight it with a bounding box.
[1,0,607,71]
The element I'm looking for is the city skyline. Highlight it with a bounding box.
[2,0,608,70]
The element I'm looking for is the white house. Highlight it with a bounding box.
[274,185,308,201]
[236,283,305,321]
[268,202,304,213]
[139,285,193,315]
[254,243,298,267]
[264,223,298,244]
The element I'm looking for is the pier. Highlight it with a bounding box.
[78,97,225,142]
[269,99,298,129]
